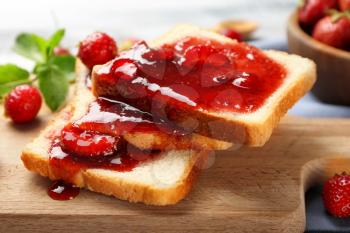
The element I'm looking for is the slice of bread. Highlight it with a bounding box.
[21,60,209,205]
[21,114,204,205]
[93,24,316,146]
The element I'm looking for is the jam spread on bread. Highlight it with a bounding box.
[48,180,80,201]
[48,98,170,184]
[49,137,149,183]
[93,37,287,113]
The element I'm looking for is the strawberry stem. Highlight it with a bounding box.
[327,9,350,23]
[298,0,305,8]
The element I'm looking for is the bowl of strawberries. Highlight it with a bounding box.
[287,0,350,105]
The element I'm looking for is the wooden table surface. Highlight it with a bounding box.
[1,106,350,232]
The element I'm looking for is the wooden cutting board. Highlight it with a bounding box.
[1,107,350,233]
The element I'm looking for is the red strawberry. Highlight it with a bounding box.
[4,85,42,123]
[78,32,118,69]
[53,47,71,56]
[339,0,350,11]
[60,124,118,157]
[323,173,350,217]
[220,28,243,42]
[299,0,338,26]
[312,12,350,49]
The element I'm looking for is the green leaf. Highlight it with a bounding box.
[50,29,65,47]
[32,64,40,75]
[0,64,29,85]
[37,64,69,111]
[13,33,47,62]
[47,29,65,53]
[49,55,76,82]
[32,34,48,60]
[0,79,32,98]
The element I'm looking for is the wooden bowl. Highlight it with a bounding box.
[287,11,350,105]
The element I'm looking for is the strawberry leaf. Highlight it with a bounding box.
[49,55,76,82]
[10,29,71,110]
[0,79,32,98]
[37,64,69,111]
[0,64,29,85]
[47,29,65,57]
[13,33,47,62]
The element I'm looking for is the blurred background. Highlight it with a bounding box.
[0,0,294,41]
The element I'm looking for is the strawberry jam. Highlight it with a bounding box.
[49,138,150,183]
[93,37,287,113]
[48,180,80,201]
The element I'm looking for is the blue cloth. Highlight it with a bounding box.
[306,186,350,232]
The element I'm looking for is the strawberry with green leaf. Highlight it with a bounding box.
[0,29,76,116]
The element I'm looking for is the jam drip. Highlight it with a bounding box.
[48,180,80,201]
[94,37,287,113]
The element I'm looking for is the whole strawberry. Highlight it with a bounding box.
[53,46,71,56]
[299,0,338,26]
[339,0,350,11]
[4,85,42,123]
[220,28,243,42]
[323,173,350,218]
[78,32,118,69]
[312,11,350,49]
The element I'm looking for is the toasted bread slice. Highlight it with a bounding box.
[20,59,217,205]
[93,25,316,146]
[21,107,204,205]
